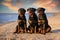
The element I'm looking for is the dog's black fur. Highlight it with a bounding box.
[14,8,26,33]
[37,8,51,34]
[27,8,38,33]
[28,13,38,33]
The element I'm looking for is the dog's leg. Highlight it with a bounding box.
[21,29,23,33]
[46,27,51,33]
[42,24,46,35]
[30,29,33,34]
[23,26,26,33]
[34,26,36,33]
[40,28,43,34]
[38,28,41,33]
[30,27,33,34]
[13,26,18,34]
[18,26,19,33]
[17,25,21,33]
[25,24,27,33]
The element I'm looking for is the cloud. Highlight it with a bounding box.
[53,0,60,10]
[2,2,18,10]
[15,2,23,7]
[1,0,22,11]
[33,0,57,12]
[1,0,60,13]
[5,0,11,3]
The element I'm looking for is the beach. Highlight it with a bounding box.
[0,13,60,40]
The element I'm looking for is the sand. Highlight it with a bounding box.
[0,13,60,40]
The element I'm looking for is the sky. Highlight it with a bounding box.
[0,0,60,13]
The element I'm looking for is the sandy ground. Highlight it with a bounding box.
[0,13,60,40]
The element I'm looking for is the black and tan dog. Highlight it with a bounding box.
[27,8,38,33]
[14,8,27,34]
[37,8,51,34]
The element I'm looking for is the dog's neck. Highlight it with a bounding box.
[19,14,24,17]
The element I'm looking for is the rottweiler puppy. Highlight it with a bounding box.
[37,8,51,34]
[27,8,38,33]
[37,8,46,34]
[14,8,27,34]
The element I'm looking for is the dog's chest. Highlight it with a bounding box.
[38,14,45,24]
[18,15,26,23]
[38,14,44,20]
[29,15,34,20]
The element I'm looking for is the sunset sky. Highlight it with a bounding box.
[0,0,60,13]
